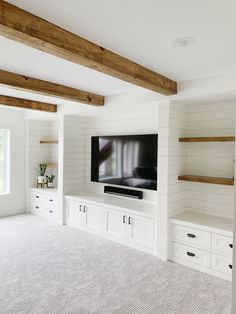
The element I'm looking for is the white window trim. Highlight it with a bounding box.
[0,129,10,195]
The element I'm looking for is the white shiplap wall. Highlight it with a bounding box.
[25,119,58,211]
[84,103,159,204]
[157,101,187,260]
[181,102,236,219]
[62,115,87,195]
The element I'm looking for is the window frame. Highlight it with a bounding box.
[0,128,10,195]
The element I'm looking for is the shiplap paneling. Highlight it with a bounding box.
[84,108,159,204]
[157,102,187,260]
[62,116,87,195]
[25,120,58,211]
[182,102,236,219]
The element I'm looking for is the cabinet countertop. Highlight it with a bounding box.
[171,210,233,236]
[65,191,158,217]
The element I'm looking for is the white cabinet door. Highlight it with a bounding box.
[104,208,127,240]
[67,200,83,225]
[128,214,155,249]
[83,203,103,232]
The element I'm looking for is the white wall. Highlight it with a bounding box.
[62,115,87,195]
[25,119,58,211]
[0,108,25,217]
[84,97,159,203]
[157,101,187,260]
[182,102,236,219]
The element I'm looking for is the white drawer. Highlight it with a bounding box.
[211,253,232,275]
[44,195,58,209]
[31,192,42,202]
[46,207,57,220]
[173,242,211,268]
[173,224,211,249]
[31,204,42,215]
[212,234,233,256]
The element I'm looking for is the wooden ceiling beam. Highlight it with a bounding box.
[0,94,57,112]
[0,1,177,96]
[0,69,104,106]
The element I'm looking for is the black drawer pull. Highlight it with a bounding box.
[123,215,126,224]
[229,244,233,249]
[229,264,233,269]
[36,196,39,199]
[187,252,195,257]
[49,210,53,213]
[128,217,132,225]
[36,206,39,209]
[49,199,53,202]
[187,233,196,238]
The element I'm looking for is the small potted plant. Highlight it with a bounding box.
[36,164,47,184]
[46,174,56,188]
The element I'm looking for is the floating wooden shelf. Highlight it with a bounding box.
[47,163,58,168]
[179,136,235,142]
[178,175,234,186]
[40,140,58,144]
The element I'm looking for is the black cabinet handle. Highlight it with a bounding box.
[187,233,196,238]
[36,196,39,199]
[49,199,53,202]
[123,215,127,224]
[79,205,82,212]
[49,210,53,213]
[83,206,87,213]
[128,217,132,225]
[229,244,233,249]
[187,252,195,257]
[229,264,233,269]
[36,206,39,209]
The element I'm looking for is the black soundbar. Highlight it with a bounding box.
[104,186,143,199]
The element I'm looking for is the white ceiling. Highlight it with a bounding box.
[1,0,236,98]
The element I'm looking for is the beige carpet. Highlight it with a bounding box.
[0,214,232,314]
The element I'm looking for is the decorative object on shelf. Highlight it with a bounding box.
[36,163,47,188]
[46,174,56,188]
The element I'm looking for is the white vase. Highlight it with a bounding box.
[37,176,45,184]
[47,182,54,188]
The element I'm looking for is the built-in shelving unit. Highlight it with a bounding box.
[179,136,235,142]
[40,140,58,144]
[178,175,234,186]
[178,135,235,186]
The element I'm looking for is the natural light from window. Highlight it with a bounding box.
[0,129,10,194]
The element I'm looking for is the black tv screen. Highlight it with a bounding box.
[91,134,157,190]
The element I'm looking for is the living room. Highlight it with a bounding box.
[0,1,235,313]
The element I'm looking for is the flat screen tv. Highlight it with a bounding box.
[91,134,157,191]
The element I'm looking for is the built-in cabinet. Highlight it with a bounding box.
[30,188,58,222]
[66,194,157,255]
[170,210,233,280]
[104,208,156,250]
[67,200,103,232]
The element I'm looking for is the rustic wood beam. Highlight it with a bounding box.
[0,1,177,95]
[0,94,57,112]
[0,69,104,106]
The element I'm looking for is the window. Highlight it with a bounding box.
[0,129,10,194]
